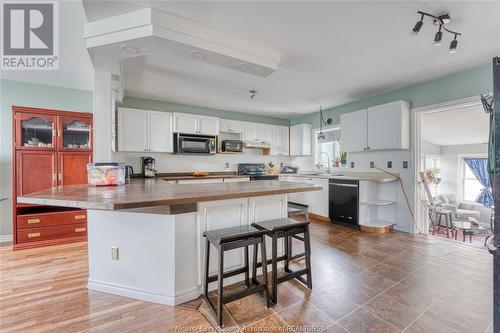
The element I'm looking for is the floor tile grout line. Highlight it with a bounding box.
[238,312,275,330]
[400,299,438,332]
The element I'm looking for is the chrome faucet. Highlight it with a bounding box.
[316,151,331,173]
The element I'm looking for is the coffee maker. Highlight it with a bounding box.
[141,157,157,178]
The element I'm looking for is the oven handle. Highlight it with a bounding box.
[330,182,358,188]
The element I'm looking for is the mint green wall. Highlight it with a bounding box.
[0,79,93,237]
[120,96,290,126]
[291,63,493,127]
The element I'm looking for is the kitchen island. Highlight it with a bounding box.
[18,179,320,305]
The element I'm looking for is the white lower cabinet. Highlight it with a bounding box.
[281,176,329,217]
[223,177,250,182]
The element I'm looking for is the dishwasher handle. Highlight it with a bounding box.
[330,182,358,188]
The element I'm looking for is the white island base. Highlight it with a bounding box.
[87,194,287,306]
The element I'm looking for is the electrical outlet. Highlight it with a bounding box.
[403,161,408,169]
[387,161,392,168]
[370,161,374,168]
[111,246,119,260]
[350,161,355,168]
[225,162,230,169]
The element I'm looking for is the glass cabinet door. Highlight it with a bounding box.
[60,117,91,150]
[19,116,55,149]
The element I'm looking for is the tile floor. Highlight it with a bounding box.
[0,220,494,332]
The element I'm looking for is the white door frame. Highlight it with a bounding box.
[412,95,483,234]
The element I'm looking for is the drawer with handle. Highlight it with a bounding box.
[17,210,87,229]
[17,223,87,243]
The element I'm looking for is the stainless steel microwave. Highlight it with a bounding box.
[173,133,216,155]
[221,140,243,152]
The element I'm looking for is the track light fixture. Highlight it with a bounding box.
[410,11,462,53]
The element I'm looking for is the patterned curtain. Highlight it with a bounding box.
[464,158,494,207]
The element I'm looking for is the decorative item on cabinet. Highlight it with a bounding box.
[12,106,92,250]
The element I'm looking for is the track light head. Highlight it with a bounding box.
[411,20,424,35]
[449,35,458,53]
[433,26,443,46]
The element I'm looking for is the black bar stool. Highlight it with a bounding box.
[288,201,309,222]
[251,218,312,304]
[203,225,270,327]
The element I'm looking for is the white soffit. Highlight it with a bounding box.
[84,8,281,77]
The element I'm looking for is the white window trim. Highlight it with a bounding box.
[457,153,487,203]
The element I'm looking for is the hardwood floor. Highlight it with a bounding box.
[0,220,493,332]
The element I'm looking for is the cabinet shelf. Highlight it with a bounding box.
[360,200,396,206]
[360,219,395,228]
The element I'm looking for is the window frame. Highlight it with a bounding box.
[459,154,487,203]
[312,126,341,169]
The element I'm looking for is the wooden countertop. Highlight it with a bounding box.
[17,179,320,211]
[279,172,398,183]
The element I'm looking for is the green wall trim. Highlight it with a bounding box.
[119,96,290,126]
[290,63,493,126]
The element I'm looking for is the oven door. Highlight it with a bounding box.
[175,134,215,154]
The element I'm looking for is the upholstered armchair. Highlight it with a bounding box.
[435,193,490,223]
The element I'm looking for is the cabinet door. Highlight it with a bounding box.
[16,151,57,196]
[243,122,257,141]
[219,119,231,133]
[340,110,367,152]
[230,120,243,133]
[367,101,409,150]
[308,178,329,217]
[197,115,219,135]
[256,124,270,143]
[268,125,280,155]
[201,178,223,183]
[148,111,172,152]
[290,124,311,156]
[59,116,92,151]
[15,113,56,150]
[279,126,289,156]
[174,113,198,134]
[58,152,92,186]
[118,108,148,152]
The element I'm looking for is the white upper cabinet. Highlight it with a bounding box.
[268,125,280,155]
[173,113,219,135]
[340,100,409,152]
[148,111,173,152]
[173,113,198,134]
[219,119,243,133]
[197,115,219,136]
[118,108,173,153]
[118,108,148,152]
[340,109,368,153]
[256,124,270,143]
[290,123,312,156]
[279,126,289,156]
[367,100,410,150]
[243,122,258,141]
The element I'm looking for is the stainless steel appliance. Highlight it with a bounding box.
[174,133,216,155]
[221,140,243,152]
[329,179,359,228]
[282,166,298,174]
[237,163,278,181]
[141,156,157,178]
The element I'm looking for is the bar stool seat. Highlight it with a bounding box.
[203,225,269,327]
[251,217,312,304]
[433,209,455,238]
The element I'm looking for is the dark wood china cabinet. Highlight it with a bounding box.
[12,106,93,249]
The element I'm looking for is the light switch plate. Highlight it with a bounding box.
[370,162,374,168]
[350,161,355,168]
[387,161,392,168]
[403,161,408,169]
[111,246,119,260]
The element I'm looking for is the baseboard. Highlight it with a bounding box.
[309,213,330,223]
[0,234,13,243]
[87,280,202,306]
[88,280,175,306]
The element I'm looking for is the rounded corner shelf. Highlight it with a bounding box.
[360,200,396,206]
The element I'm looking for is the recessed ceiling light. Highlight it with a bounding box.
[237,62,251,70]
[190,50,206,59]
[120,44,140,54]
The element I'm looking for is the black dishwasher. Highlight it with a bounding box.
[329,179,359,228]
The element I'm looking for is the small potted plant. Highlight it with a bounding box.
[337,138,348,166]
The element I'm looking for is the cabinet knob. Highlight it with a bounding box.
[367,147,370,150]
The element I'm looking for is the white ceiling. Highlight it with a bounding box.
[83,1,500,118]
[2,1,94,91]
[421,104,489,146]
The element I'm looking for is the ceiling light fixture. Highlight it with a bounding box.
[237,62,251,70]
[433,25,443,46]
[410,11,462,53]
[120,44,140,54]
[317,106,332,141]
[249,90,257,99]
[449,34,458,53]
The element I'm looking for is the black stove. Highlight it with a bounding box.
[237,163,279,181]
